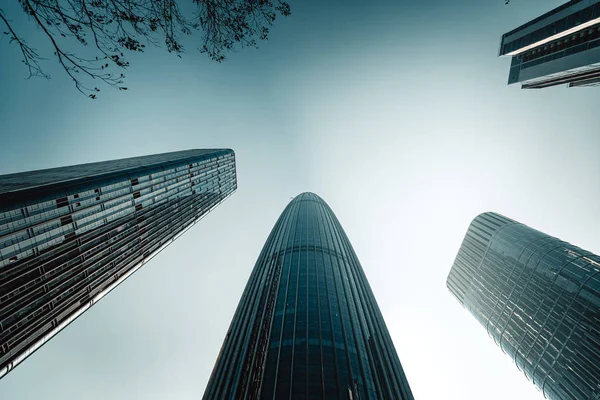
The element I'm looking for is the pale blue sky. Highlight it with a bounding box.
[1,0,599,399]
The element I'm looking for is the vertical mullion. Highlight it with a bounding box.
[316,200,352,398]
[263,200,297,399]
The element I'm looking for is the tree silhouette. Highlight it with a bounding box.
[0,0,291,98]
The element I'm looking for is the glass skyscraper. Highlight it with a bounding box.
[0,149,237,379]
[447,212,600,400]
[499,0,600,88]
[204,192,413,400]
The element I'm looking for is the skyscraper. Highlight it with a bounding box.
[499,0,600,89]
[0,149,237,379]
[204,192,413,400]
[447,212,600,400]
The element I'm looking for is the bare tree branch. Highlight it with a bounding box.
[1,0,291,98]
[0,8,50,80]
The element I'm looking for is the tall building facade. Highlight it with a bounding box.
[499,0,600,88]
[447,212,600,400]
[0,149,237,379]
[204,192,413,400]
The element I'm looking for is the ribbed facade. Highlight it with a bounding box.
[447,212,600,400]
[204,192,413,400]
[0,149,237,379]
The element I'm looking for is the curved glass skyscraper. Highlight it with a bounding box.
[447,212,600,400]
[204,192,413,400]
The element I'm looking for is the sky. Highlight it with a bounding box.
[0,0,599,399]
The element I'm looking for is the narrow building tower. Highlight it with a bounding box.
[0,149,237,378]
[204,192,413,400]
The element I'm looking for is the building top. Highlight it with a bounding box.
[446,212,517,305]
[499,0,600,57]
[503,0,585,38]
[291,191,321,202]
[0,149,234,198]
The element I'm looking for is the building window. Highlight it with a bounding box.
[56,197,69,208]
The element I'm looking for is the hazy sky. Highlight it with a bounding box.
[1,0,599,399]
